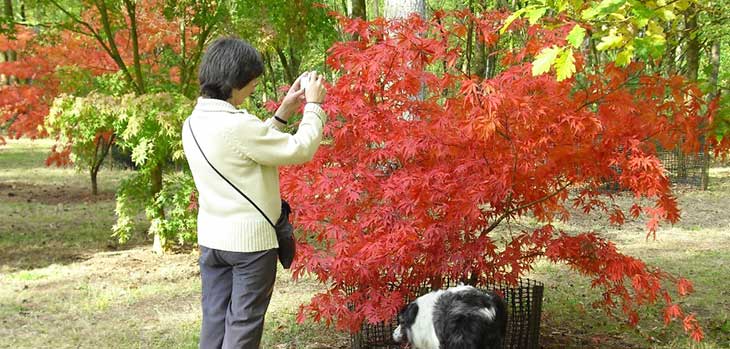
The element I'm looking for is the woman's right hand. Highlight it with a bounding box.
[305,71,326,104]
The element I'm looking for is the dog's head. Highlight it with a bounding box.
[393,301,419,344]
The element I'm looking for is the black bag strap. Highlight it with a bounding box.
[186,118,276,228]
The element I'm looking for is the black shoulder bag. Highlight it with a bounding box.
[187,118,296,269]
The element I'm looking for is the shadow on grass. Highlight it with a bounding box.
[0,181,116,205]
[0,249,201,348]
[533,247,730,349]
[0,192,151,272]
[0,138,148,272]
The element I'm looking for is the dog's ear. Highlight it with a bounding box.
[398,302,419,326]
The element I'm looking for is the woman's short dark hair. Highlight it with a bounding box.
[198,37,264,101]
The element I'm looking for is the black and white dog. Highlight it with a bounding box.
[393,285,507,349]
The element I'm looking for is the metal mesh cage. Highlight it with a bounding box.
[658,149,710,188]
[349,278,544,349]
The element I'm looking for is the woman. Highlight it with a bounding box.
[182,37,327,349]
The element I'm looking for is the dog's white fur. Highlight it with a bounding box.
[402,289,443,349]
[393,285,500,349]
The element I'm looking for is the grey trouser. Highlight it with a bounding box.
[199,246,278,349]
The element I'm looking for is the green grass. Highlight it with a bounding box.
[1,137,729,348]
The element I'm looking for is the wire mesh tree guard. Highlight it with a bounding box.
[348,278,544,349]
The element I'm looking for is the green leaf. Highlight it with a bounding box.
[657,8,676,21]
[632,16,650,28]
[582,0,626,19]
[555,48,576,81]
[131,138,151,166]
[596,31,624,50]
[720,320,730,334]
[615,47,633,66]
[532,46,562,76]
[675,0,692,11]
[500,7,530,34]
[581,7,598,20]
[526,7,548,25]
[566,24,587,48]
[596,0,628,15]
[629,1,654,26]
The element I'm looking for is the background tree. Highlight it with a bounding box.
[111,92,193,252]
[10,0,223,251]
[229,0,337,103]
[44,93,117,195]
[385,0,424,19]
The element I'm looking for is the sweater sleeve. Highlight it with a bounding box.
[228,103,327,167]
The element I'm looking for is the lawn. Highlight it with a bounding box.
[1,137,728,348]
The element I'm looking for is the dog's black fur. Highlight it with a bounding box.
[394,286,507,349]
[432,287,507,349]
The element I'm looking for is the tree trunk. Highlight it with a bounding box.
[288,43,301,82]
[680,4,700,185]
[90,169,99,196]
[2,0,14,85]
[372,0,379,18]
[262,51,275,102]
[3,0,12,19]
[89,135,114,196]
[124,0,145,93]
[275,46,294,84]
[0,52,6,85]
[463,0,474,75]
[19,0,25,21]
[351,0,366,19]
[663,21,676,75]
[94,0,144,94]
[385,0,425,116]
[701,41,720,190]
[384,0,424,19]
[150,163,165,254]
[708,41,720,101]
[684,5,700,81]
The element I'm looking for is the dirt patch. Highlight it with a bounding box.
[541,324,643,349]
[0,182,115,205]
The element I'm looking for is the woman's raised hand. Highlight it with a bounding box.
[304,71,326,104]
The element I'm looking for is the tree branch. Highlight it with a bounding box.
[47,0,110,54]
[92,0,141,94]
[483,180,573,235]
[122,0,145,93]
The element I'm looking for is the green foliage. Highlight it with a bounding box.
[44,93,118,194]
[229,0,338,90]
[531,45,576,81]
[93,71,133,96]
[112,170,151,243]
[149,171,198,246]
[714,93,730,140]
[111,92,195,245]
[230,0,336,53]
[54,66,97,96]
[114,93,191,170]
[503,0,698,78]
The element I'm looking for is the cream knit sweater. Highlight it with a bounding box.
[182,97,326,252]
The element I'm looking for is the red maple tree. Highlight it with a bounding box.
[1,0,207,150]
[0,26,58,144]
[279,11,725,342]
